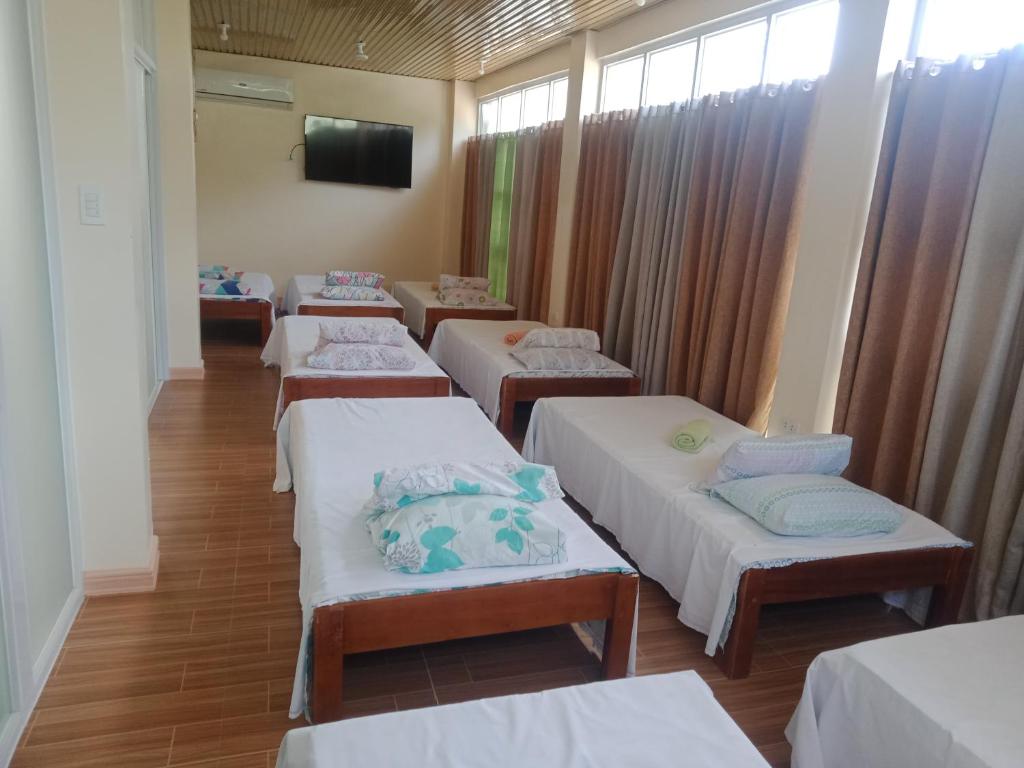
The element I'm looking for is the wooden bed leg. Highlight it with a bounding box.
[310,605,345,724]
[926,546,973,627]
[715,569,765,679]
[498,382,516,437]
[601,574,639,680]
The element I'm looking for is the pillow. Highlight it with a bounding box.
[370,460,564,513]
[199,279,251,296]
[199,264,236,280]
[510,348,612,372]
[710,474,902,537]
[320,285,388,302]
[707,434,852,486]
[318,320,406,347]
[325,270,385,288]
[436,288,501,307]
[366,494,567,573]
[439,274,490,292]
[514,327,601,352]
[306,343,416,371]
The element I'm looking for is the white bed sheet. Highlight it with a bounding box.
[260,316,449,426]
[274,397,636,718]
[277,670,768,768]
[428,319,635,424]
[522,396,969,655]
[787,616,1024,768]
[283,274,403,316]
[200,271,277,327]
[392,280,516,337]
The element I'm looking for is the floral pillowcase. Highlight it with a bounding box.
[306,343,416,371]
[320,285,388,302]
[325,270,385,288]
[318,320,406,347]
[439,274,491,292]
[436,288,501,307]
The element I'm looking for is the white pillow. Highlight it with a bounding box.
[510,348,612,371]
[514,328,601,352]
[439,274,491,291]
[707,434,853,487]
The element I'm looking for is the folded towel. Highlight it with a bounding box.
[503,330,528,345]
[672,419,711,453]
[430,282,439,291]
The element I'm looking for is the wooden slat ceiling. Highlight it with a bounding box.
[190,0,655,81]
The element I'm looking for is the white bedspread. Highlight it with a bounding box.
[428,319,634,423]
[260,316,449,426]
[277,671,768,768]
[283,274,403,316]
[523,396,969,655]
[787,616,1024,768]
[274,397,636,718]
[392,280,516,337]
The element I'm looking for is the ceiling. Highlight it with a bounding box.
[190,0,654,81]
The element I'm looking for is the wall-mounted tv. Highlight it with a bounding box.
[304,114,413,189]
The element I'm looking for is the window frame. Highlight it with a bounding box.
[477,72,570,135]
[598,0,839,112]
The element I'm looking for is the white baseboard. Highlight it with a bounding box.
[83,535,159,596]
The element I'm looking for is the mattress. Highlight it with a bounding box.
[787,616,1024,768]
[522,396,969,655]
[283,274,403,316]
[277,671,769,768]
[392,280,516,337]
[274,397,636,718]
[260,315,449,426]
[428,319,635,423]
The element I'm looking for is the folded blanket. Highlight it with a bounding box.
[318,320,406,347]
[199,279,251,296]
[514,327,601,351]
[306,343,415,371]
[672,419,711,453]
[320,285,387,302]
[369,461,564,513]
[503,330,528,346]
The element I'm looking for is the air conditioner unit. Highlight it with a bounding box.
[194,68,294,105]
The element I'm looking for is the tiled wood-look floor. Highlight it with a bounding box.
[12,330,918,767]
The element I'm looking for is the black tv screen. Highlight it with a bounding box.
[304,114,413,189]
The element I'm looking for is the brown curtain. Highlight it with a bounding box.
[459,134,497,278]
[565,110,638,333]
[665,82,818,431]
[507,122,563,321]
[833,57,1007,507]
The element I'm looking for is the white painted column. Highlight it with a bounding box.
[546,30,600,325]
[768,0,918,435]
[441,80,477,275]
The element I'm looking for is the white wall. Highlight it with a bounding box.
[194,51,452,291]
[475,43,571,98]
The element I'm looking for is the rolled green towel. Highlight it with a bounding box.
[672,419,711,453]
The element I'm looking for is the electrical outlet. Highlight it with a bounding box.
[781,418,800,434]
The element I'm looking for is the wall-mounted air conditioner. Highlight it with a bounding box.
[194,68,294,105]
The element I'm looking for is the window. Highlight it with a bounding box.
[478,76,569,134]
[599,0,839,111]
[916,0,1024,60]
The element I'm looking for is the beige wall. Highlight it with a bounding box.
[475,43,571,98]
[156,0,203,372]
[441,80,477,275]
[194,51,452,291]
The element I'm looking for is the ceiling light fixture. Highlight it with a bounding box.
[217,21,231,42]
[355,40,369,61]
[479,59,486,75]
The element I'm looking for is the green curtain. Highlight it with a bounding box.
[487,135,517,301]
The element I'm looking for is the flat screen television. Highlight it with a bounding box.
[304,114,413,189]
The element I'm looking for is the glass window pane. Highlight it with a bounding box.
[644,41,698,106]
[697,19,769,97]
[918,0,1024,59]
[498,91,522,132]
[765,1,840,83]
[522,83,550,127]
[479,99,498,134]
[602,56,644,112]
[549,77,569,121]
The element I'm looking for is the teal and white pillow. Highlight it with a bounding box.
[366,494,567,573]
[710,474,902,537]
[708,434,852,486]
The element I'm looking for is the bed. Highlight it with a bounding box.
[427,319,640,435]
[277,671,769,768]
[284,274,405,321]
[392,280,517,345]
[523,395,973,679]
[274,396,639,724]
[260,316,450,426]
[787,616,1024,768]
[199,271,276,345]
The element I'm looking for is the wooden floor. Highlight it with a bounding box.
[11,331,919,767]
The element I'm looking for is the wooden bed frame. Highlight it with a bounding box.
[199,297,274,346]
[282,375,450,411]
[421,306,518,347]
[298,304,406,322]
[497,376,642,436]
[714,544,973,678]
[310,571,638,724]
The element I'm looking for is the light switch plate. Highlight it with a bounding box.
[79,184,104,226]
